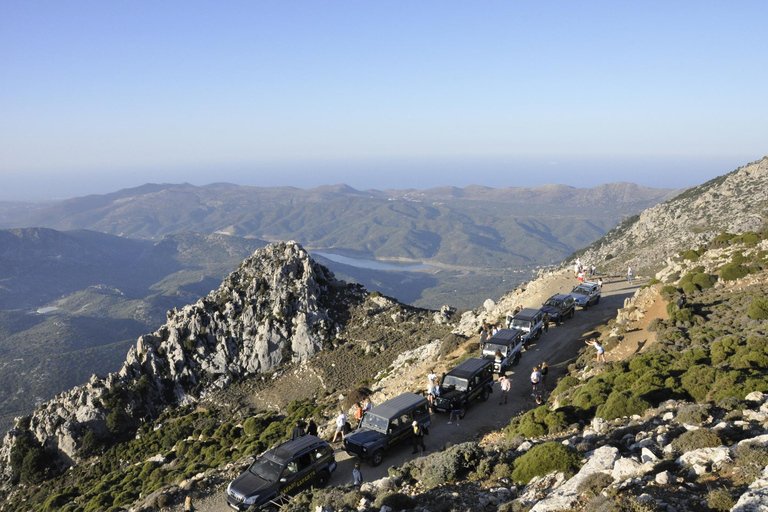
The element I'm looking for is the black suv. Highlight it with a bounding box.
[225,435,336,511]
[343,392,431,466]
[540,293,576,325]
[509,308,545,345]
[481,328,525,373]
[433,358,494,417]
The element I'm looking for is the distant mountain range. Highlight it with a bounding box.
[1,181,678,269]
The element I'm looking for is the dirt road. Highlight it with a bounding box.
[197,277,639,511]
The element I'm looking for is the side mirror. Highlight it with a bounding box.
[280,478,287,483]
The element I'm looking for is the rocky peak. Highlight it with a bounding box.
[574,155,768,273]
[0,241,358,478]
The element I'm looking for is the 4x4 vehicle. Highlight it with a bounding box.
[225,435,336,511]
[571,281,601,308]
[433,358,494,415]
[343,392,431,466]
[481,328,524,373]
[540,293,576,325]
[509,308,545,345]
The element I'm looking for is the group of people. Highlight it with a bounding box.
[330,397,374,443]
[529,362,548,399]
[289,417,319,440]
[574,257,596,282]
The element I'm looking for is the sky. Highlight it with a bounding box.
[1,1,766,201]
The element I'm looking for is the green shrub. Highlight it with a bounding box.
[681,282,699,296]
[720,263,749,281]
[707,487,736,512]
[660,285,679,301]
[682,249,700,261]
[511,442,581,484]
[747,299,768,320]
[648,278,661,286]
[691,272,717,290]
[671,428,723,454]
[552,376,580,397]
[674,404,711,425]
[577,471,614,497]
[595,391,651,420]
[733,443,768,483]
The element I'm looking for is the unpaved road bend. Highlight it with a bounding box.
[197,278,639,512]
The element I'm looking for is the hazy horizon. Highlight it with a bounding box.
[0,154,755,202]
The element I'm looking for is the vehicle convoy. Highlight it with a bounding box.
[571,281,601,308]
[433,358,494,416]
[343,392,431,466]
[481,328,525,373]
[540,293,576,325]
[225,435,336,511]
[509,308,545,345]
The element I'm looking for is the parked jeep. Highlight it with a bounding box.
[509,308,545,345]
[540,293,576,325]
[225,435,336,511]
[433,358,494,416]
[343,392,431,466]
[571,281,601,308]
[481,328,524,373]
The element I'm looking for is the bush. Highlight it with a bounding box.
[720,263,749,281]
[577,471,614,497]
[511,442,581,484]
[707,487,736,511]
[733,443,768,483]
[660,285,679,301]
[674,404,711,425]
[552,376,580,397]
[595,391,651,420]
[691,272,717,290]
[747,299,768,320]
[682,249,700,261]
[671,428,723,454]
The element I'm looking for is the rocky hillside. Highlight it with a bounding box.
[0,242,360,477]
[573,155,768,274]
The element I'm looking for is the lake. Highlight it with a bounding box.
[312,251,433,271]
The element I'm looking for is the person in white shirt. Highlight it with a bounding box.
[332,410,347,443]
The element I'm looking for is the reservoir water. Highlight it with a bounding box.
[312,251,433,271]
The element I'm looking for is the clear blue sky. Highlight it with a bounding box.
[1,1,766,200]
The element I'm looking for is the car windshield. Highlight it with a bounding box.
[511,318,531,330]
[361,414,388,433]
[483,342,508,356]
[249,457,283,482]
[544,299,561,307]
[572,286,590,294]
[442,375,468,391]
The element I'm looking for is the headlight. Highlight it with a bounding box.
[362,447,368,453]
[244,495,258,505]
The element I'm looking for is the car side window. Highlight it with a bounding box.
[399,414,410,426]
[282,461,298,478]
[297,453,312,471]
[413,404,428,418]
[389,418,400,430]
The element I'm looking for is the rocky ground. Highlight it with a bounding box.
[175,271,647,512]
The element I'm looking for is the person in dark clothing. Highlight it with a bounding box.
[352,463,363,487]
[290,421,305,440]
[543,313,550,333]
[411,421,426,454]
[305,419,318,437]
[540,361,549,389]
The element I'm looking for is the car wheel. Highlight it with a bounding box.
[556,316,561,326]
[459,407,467,419]
[569,309,575,319]
[595,296,600,304]
[513,352,521,365]
[371,450,384,467]
[535,329,541,340]
[480,388,490,402]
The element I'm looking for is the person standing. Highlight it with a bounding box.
[411,421,426,453]
[543,313,550,333]
[354,402,364,429]
[306,418,318,437]
[499,375,511,405]
[364,398,373,413]
[540,361,549,389]
[448,399,462,425]
[427,370,438,409]
[597,277,603,291]
[290,421,305,440]
[585,339,606,363]
[332,410,347,443]
[627,266,633,284]
[352,463,363,487]
[530,366,541,396]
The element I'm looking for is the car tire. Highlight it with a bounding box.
[480,388,490,402]
[569,309,575,319]
[595,296,600,305]
[459,408,467,419]
[556,316,561,326]
[513,352,521,365]
[371,450,384,467]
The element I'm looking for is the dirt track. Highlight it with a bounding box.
[197,276,640,511]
